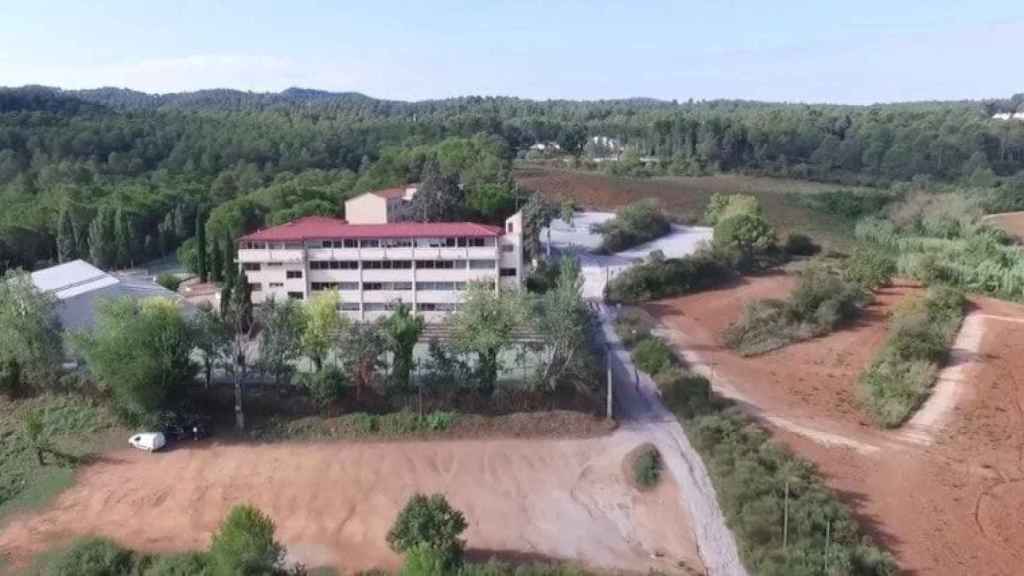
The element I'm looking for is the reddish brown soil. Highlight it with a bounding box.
[0,435,702,575]
[515,166,861,249]
[985,212,1024,242]
[646,275,1024,575]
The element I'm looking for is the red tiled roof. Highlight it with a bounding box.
[239,216,503,242]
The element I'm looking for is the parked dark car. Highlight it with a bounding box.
[159,412,211,442]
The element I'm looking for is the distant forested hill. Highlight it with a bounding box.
[0,85,1022,272]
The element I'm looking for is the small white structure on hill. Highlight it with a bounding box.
[30,259,186,332]
[992,112,1024,121]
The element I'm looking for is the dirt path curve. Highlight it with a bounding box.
[597,304,748,576]
[0,434,702,574]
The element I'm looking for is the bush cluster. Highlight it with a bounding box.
[28,504,300,576]
[724,265,870,355]
[605,248,734,303]
[593,199,670,253]
[630,445,662,489]
[861,286,966,427]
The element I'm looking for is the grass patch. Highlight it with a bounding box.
[252,409,458,441]
[613,324,897,575]
[723,264,871,356]
[860,286,967,427]
[0,394,124,526]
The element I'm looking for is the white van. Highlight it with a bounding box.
[129,432,166,452]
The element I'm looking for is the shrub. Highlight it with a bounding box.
[156,273,183,292]
[630,445,662,489]
[593,199,670,252]
[783,233,818,256]
[387,493,468,568]
[712,213,777,270]
[724,265,869,355]
[208,504,285,576]
[705,193,761,225]
[844,247,896,289]
[143,552,211,576]
[606,248,733,303]
[861,287,966,427]
[300,365,347,408]
[631,337,675,375]
[424,411,455,432]
[43,537,136,576]
[400,543,448,576]
[613,308,654,346]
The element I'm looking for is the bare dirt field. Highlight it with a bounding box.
[983,211,1024,242]
[645,274,1024,575]
[516,166,863,249]
[0,432,703,575]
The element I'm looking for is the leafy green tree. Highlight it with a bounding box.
[222,267,255,429]
[0,270,63,392]
[301,291,346,373]
[255,297,304,386]
[192,303,230,389]
[208,504,285,576]
[406,159,464,222]
[712,212,776,267]
[75,298,197,424]
[339,321,387,399]
[534,257,593,390]
[383,303,425,388]
[387,493,467,568]
[450,283,529,391]
[113,206,133,269]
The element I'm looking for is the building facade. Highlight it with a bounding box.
[237,211,525,323]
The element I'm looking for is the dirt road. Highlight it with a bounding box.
[0,434,702,574]
[596,304,748,576]
[648,275,1024,574]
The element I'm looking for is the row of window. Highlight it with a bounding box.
[254,259,500,272]
[315,237,494,249]
[242,238,497,250]
[309,281,469,292]
[332,302,461,312]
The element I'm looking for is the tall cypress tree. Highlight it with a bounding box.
[196,210,208,282]
[113,207,132,269]
[222,232,235,281]
[209,233,223,283]
[56,203,76,263]
[88,208,114,269]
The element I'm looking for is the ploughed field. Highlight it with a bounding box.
[646,273,1024,575]
[0,433,703,575]
[515,166,865,249]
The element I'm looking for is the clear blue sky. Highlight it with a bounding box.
[0,1,1020,103]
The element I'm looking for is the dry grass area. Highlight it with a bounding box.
[0,432,703,575]
[646,274,1024,575]
[515,166,867,249]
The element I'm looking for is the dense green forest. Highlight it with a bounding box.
[1,85,1023,272]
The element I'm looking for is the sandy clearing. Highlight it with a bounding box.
[983,211,1024,242]
[646,275,1024,574]
[0,433,703,575]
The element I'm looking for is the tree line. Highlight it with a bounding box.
[2,86,1023,272]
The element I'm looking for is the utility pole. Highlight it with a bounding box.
[783,479,790,552]
[824,519,831,573]
[606,343,613,420]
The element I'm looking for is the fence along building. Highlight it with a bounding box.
[237,187,525,323]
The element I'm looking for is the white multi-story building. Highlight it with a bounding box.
[237,188,525,323]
